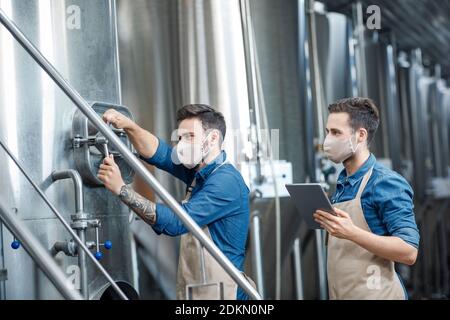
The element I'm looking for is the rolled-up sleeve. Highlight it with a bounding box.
[372,173,420,248]
[151,172,241,236]
[139,137,194,184]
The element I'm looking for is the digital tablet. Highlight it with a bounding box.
[285,183,336,229]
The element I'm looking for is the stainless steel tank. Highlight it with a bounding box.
[246,0,356,299]
[117,0,252,299]
[0,0,137,299]
[358,36,404,172]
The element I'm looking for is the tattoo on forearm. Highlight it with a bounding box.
[119,185,156,225]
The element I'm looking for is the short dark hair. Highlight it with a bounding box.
[328,97,380,144]
[176,104,226,144]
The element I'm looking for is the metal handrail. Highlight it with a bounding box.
[0,9,261,300]
[0,202,83,300]
[0,139,128,300]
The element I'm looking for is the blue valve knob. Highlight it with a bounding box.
[104,240,112,250]
[94,251,103,261]
[11,240,20,250]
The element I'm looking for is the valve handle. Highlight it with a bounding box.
[11,240,21,250]
[94,251,103,261]
[104,240,112,250]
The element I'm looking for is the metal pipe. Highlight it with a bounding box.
[353,1,368,97]
[77,230,88,299]
[305,1,328,298]
[95,227,101,255]
[298,0,316,184]
[384,43,402,172]
[315,229,328,300]
[51,241,76,257]
[292,237,304,300]
[422,200,433,297]
[306,0,325,141]
[430,200,447,295]
[409,50,426,202]
[412,198,431,295]
[0,220,5,299]
[254,32,282,302]
[250,210,264,298]
[430,199,450,295]
[0,139,128,300]
[240,0,282,300]
[0,202,82,300]
[110,0,123,104]
[51,170,89,298]
[51,170,84,214]
[239,0,264,183]
[199,245,207,284]
[0,9,261,300]
[438,200,449,295]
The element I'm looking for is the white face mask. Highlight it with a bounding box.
[323,132,360,164]
[176,133,211,169]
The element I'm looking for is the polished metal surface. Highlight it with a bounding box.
[72,102,135,187]
[51,170,84,214]
[399,51,431,201]
[354,31,404,170]
[307,1,354,140]
[119,0,355,300]
[118,0,450,301]
[0,0,135,299]
[0,219,5,299]
[292,237,304,300]
[246,0,355,299]
[322,0,450,79]
[118,0,321,300]
[51,169,88,298]
[118,0,255,299]
[0,2,260,301]
[0,202,82,300]
[250,210,264,298]
[0,137,128,300]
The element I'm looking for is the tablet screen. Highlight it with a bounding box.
[285,183,335,229]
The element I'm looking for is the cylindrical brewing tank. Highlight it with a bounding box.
[117,0,252,298]
[0,0,137,299]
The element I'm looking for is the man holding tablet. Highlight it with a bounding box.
[313,97,419,299]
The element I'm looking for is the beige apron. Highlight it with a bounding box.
[176,163,256,300]
[327,167,406,300]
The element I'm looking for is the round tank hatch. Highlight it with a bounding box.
[72,102,135,187]
[98,281,140,300]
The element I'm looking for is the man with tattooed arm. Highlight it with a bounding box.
[98,104,254,300]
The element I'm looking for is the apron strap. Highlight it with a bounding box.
[182,159,228,203]
[355,166,374,199]
[183,178,196,203]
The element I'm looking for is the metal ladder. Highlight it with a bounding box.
[0,8,261,300]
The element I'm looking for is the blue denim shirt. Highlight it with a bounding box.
[140,138,250,300]
[331,154,420,249]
